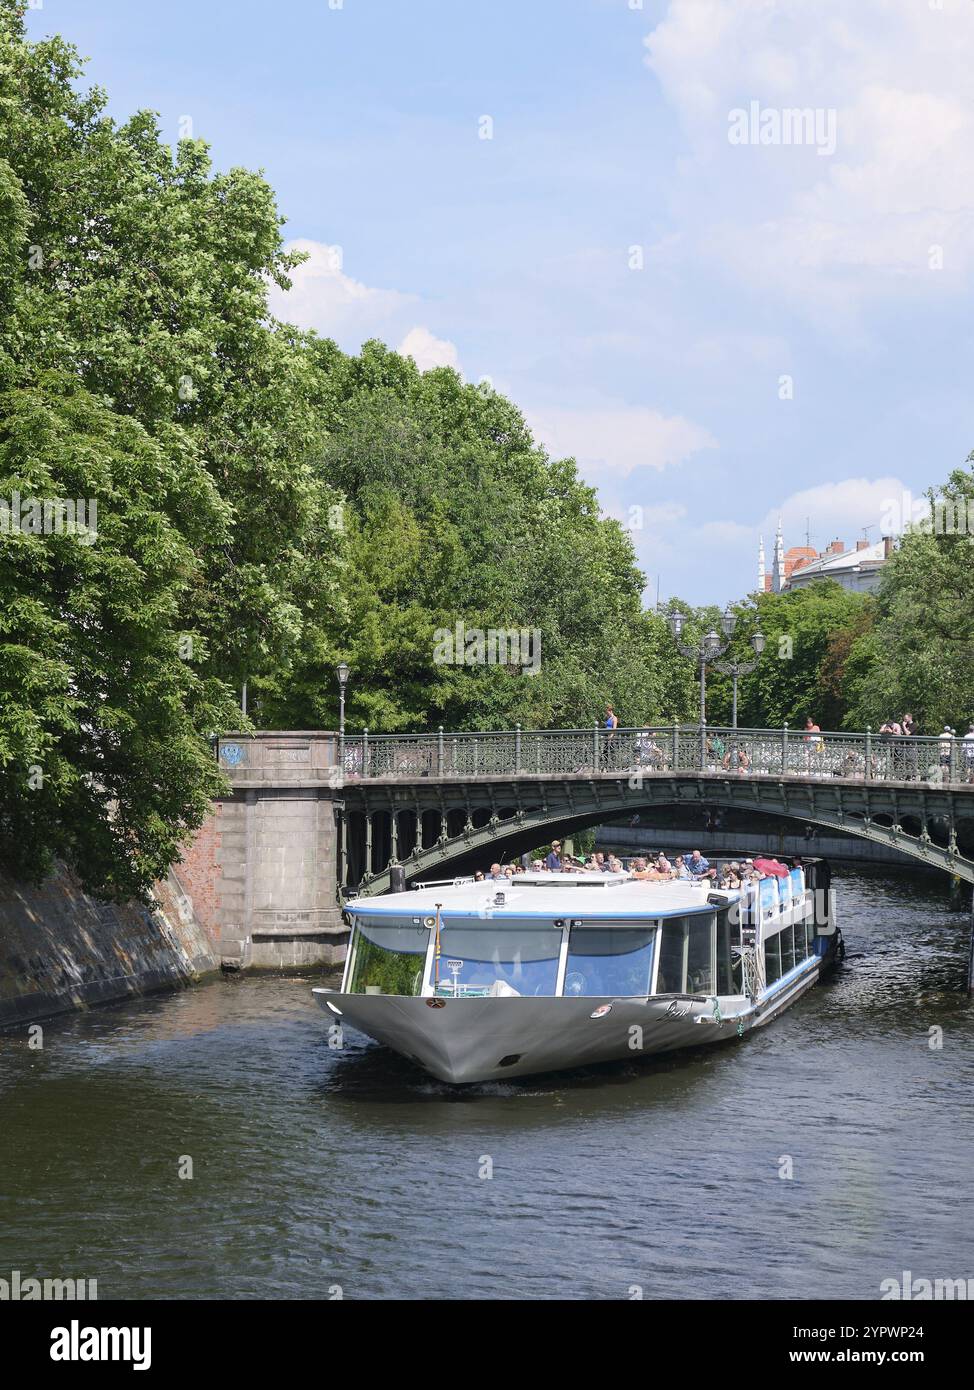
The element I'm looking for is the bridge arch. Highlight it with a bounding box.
[353,787,974,895]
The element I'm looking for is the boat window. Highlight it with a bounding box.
[765,930,782,986]
[656,916,688,993]
[564,925,656,998]
[686,915,715,994]
[781,923,796,975]
[347,917,429,996]
[802,917,815,961]
[433,925,561,997]
[716,908,740,994]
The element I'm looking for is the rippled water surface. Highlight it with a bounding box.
[1,868,972,1300]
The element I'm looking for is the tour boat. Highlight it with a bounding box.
[313,865,841,1084]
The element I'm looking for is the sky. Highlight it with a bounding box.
[27,0,974,606]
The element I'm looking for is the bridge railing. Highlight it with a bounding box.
[338,724,971,784]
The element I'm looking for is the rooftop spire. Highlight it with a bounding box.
[772,516,785,593]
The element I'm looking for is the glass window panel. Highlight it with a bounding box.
[348,918,429,996]
[716,910,734,995]
[687,916,715,994]
[781,924,796,975]
[564,926,656,998]
[656,917,688,994]
[765,931,782,986]
[434,925,561,997]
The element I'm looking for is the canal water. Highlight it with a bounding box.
[1,867,971,1301]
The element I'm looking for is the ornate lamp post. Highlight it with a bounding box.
[714,628,767,729]
[337,661,350,766]
[666,606,738,729]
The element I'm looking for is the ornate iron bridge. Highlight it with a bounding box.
[323,723,974,895]
[211,725,974,982]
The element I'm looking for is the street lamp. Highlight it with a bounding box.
[337,662,350,766]
[665,607,737,729]
[714,629,766,729]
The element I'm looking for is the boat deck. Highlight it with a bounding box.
[347,873,735,920]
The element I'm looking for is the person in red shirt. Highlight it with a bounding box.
[752,856,789,878]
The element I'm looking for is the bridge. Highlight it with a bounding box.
[175,725,974,981]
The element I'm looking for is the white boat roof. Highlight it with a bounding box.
[345,872,738,921]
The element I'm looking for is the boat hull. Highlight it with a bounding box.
[314,953,826,1083]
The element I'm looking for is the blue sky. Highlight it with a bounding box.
[28,0,974,605]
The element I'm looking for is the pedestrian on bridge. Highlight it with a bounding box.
[940,726,954,783]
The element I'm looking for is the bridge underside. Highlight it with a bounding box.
[341,772,974,895]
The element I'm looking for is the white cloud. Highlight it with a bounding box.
[267,239,418,347]
[397,326,461,373]
[760,476,911,549]
[644,0,974,318]
[526,403,717,481]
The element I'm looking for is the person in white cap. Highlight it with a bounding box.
[964,724,974,783]
[939,725,954,782]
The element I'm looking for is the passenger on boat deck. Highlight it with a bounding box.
[489,863,506,880]
[672,854,691,880]
[629,856,668,881]
[607,854,624,873]
[719,861,743,888]
[687,849,716,881]
[741,859,762,881]
[545,841,563,872]
[655,852,672,875]
[753,855,789,878]
[474,870,485,881]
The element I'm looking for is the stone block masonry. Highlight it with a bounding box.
[0,731,351,1026]
[175,732,349,970]
[0,864,218,1030]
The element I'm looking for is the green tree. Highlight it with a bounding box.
[0,1,342,697]
[715,583,873,729]
[843,463,974,732]
[0,377,238,897]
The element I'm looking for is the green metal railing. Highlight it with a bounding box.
[338,724,973,786]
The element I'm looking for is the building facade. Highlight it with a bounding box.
[758,520,893,595]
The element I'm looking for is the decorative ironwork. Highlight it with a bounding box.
[336,724,973,786]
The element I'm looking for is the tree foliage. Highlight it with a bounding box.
[842,463,974,732]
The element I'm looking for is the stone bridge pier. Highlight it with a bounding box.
[173,733,347,970]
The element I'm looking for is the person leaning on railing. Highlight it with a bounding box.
[939,726,955,783]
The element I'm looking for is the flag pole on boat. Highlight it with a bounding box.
[433,902,442,992]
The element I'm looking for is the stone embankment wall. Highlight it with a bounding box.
[0,864,218,1030]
